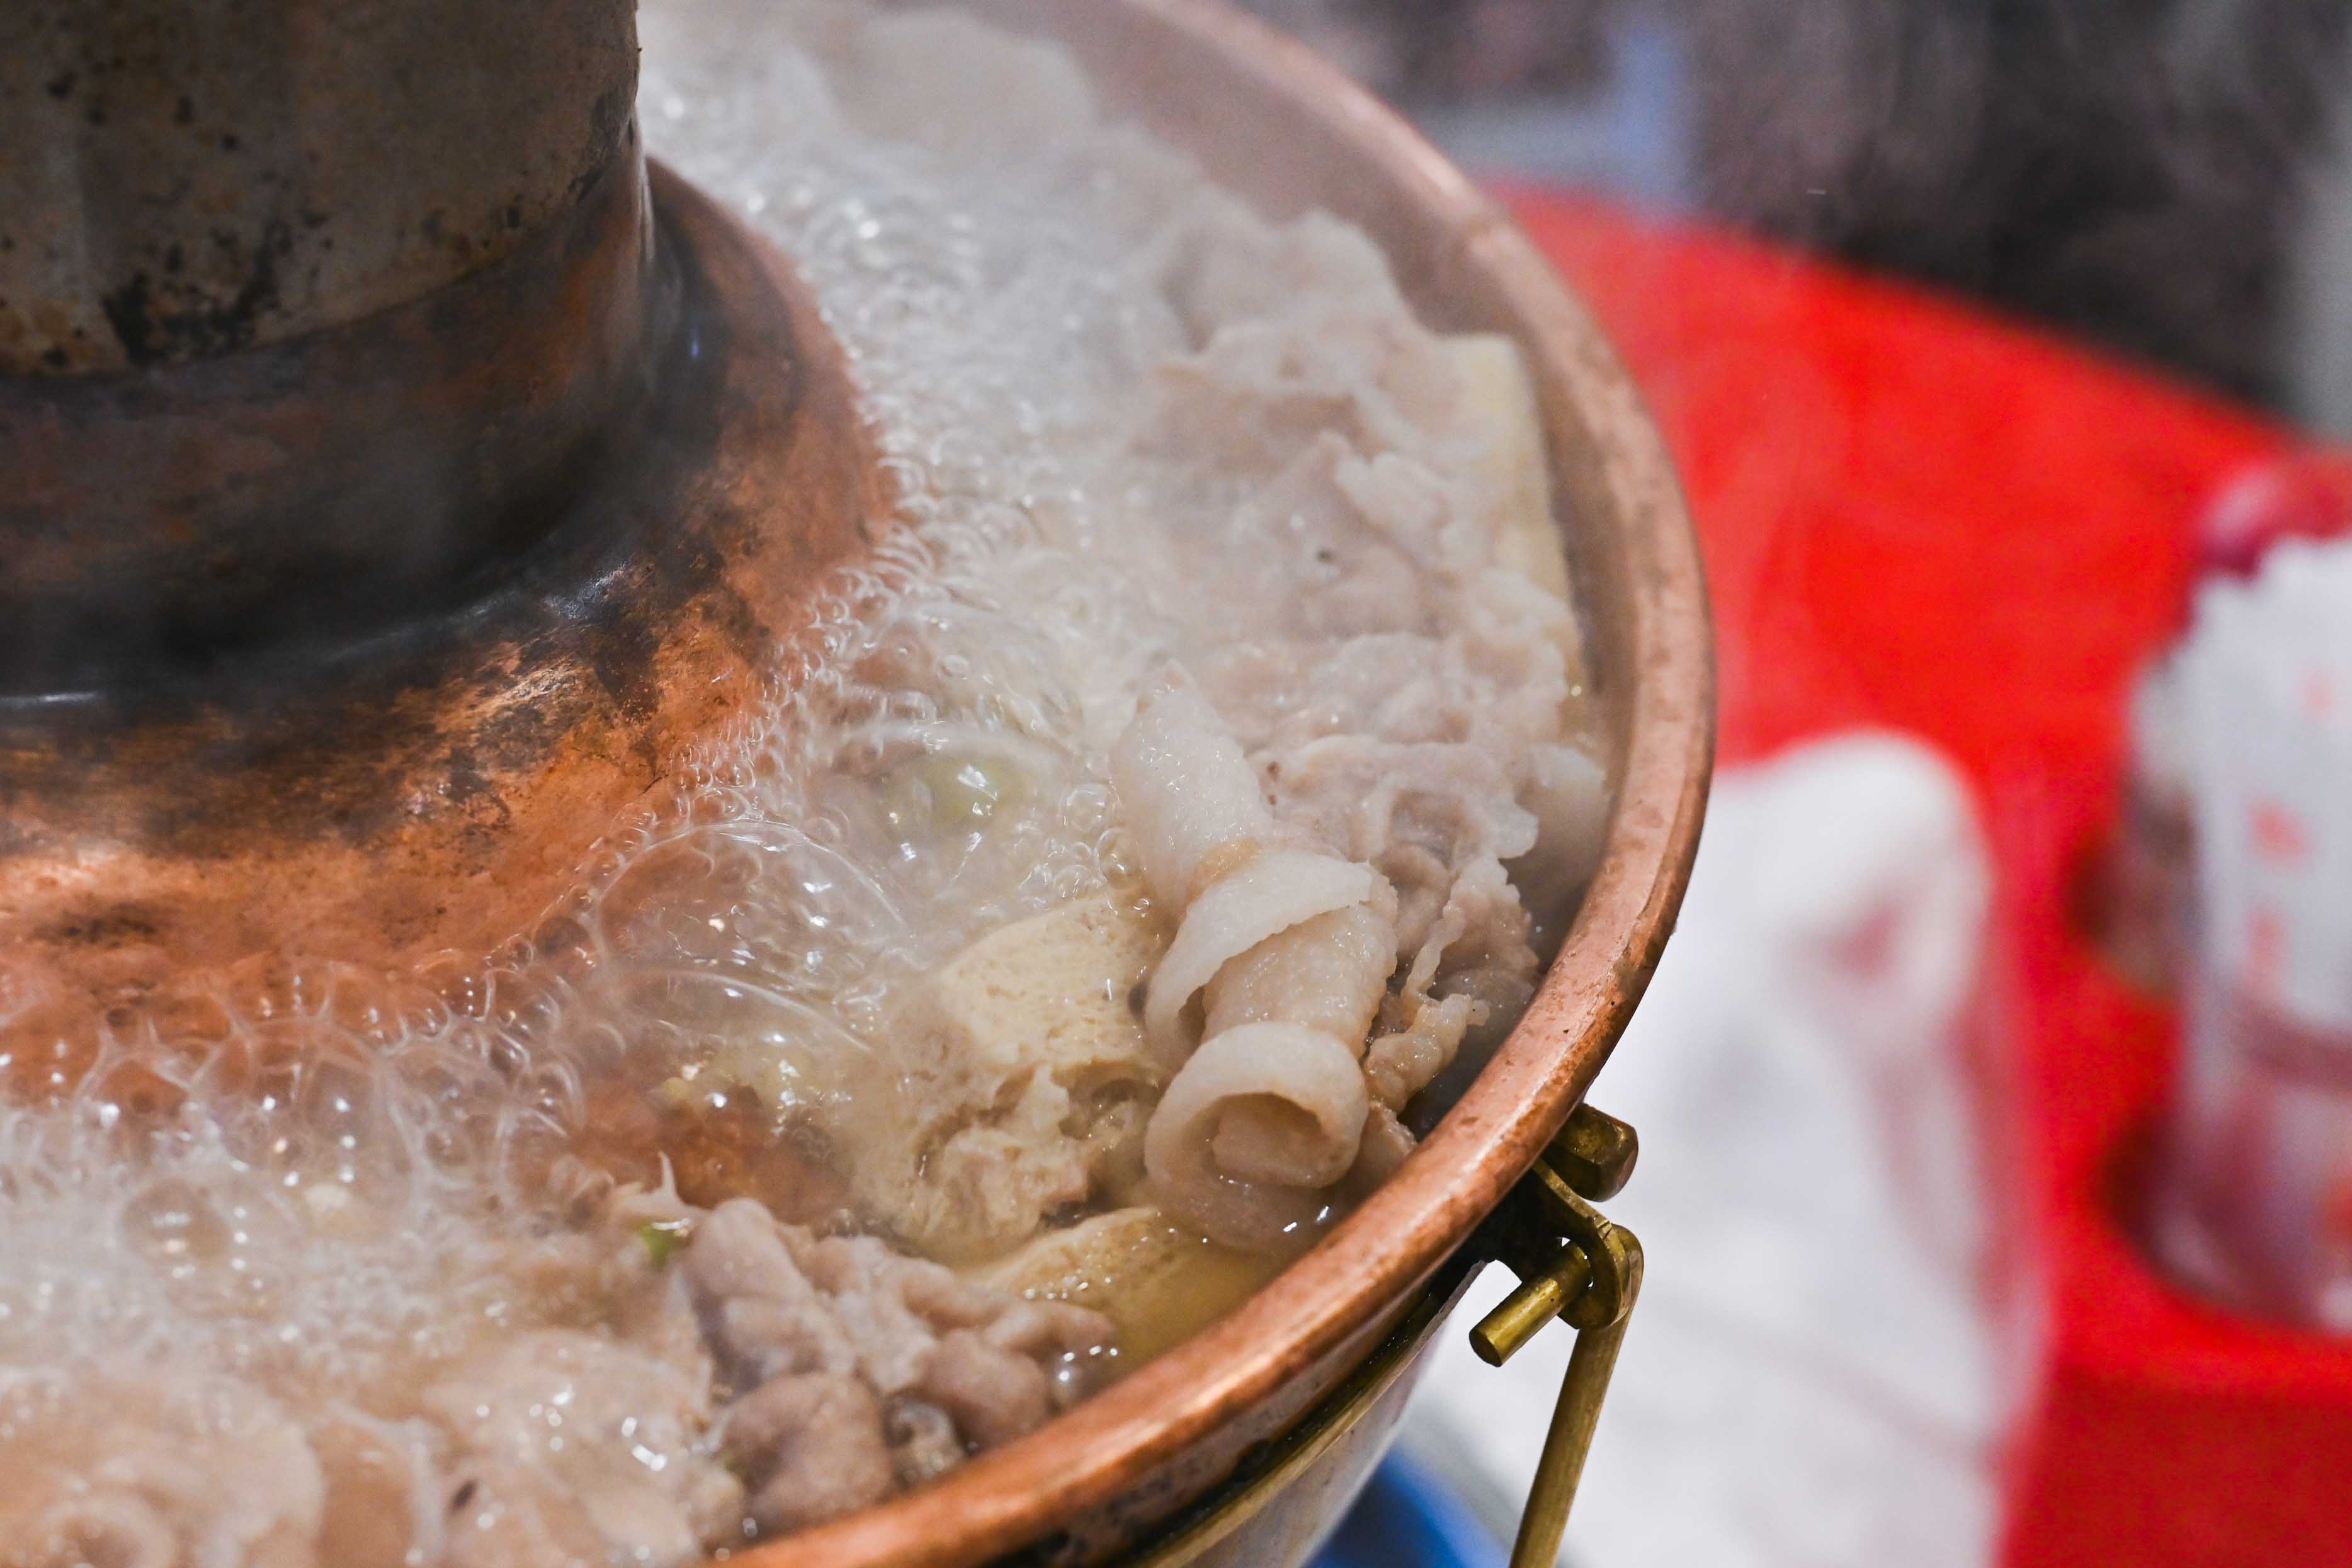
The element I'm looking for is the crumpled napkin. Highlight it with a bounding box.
[1400,732,2003,1568]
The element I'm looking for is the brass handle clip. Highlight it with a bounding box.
[1471,1104,1645,1568]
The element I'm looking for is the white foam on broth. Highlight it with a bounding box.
[0,3,1608,1554]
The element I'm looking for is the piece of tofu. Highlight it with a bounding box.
[1446,333,1571,600]
[861,896,1167,1263]
[897,895,1165,1099]
[1447,331,1589,690]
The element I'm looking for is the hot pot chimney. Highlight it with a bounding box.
[0,1,880,1069]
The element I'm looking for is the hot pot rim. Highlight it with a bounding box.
[727,1,1715,1563]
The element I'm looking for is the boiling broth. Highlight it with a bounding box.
[0,6,1610,1562]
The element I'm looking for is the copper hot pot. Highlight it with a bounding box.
[0,1,1712,1563]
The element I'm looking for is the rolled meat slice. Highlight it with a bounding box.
[1144,1022,1369,1250]
[1111,674,1275,912]
[1142,850,1379,1065]
[1115,665,1413,1250]
[1201,901,1395,1047]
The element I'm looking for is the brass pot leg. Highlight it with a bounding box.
[1470,1105,1646,1568]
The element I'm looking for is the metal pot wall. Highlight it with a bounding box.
[0,0,1709,1561]
[0,0,886,1062]
[727,3,1711,1564]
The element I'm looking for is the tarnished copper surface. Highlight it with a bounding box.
[0,2,1701,1559]
[0,164,885,1082]
[0,4,878,1082]
[734,2,1713,1564]
[0,0,638,373]
[0,151,659,690]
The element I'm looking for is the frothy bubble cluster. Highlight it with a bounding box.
[0,2,1225,1408]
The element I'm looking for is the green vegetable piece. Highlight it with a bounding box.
[884,753,1026,840]
[639,1219,690,1269]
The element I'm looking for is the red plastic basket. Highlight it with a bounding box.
[1504,186,2352,1565]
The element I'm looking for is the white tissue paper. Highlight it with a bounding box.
[1399,731,2003,1568]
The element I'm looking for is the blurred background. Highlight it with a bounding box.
[1237,0,2352,430]
[8,6,2346,1565]
[1246,4,2352,1564]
